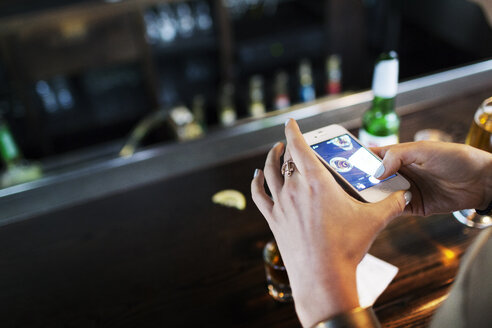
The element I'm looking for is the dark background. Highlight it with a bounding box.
[0,0,490,161]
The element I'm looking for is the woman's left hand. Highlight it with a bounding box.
[251,119,410,327]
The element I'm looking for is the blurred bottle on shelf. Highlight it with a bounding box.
[192,95,207,132]
[0,115,42,188]
[359,51,400,147]
[194,1,213,32]
[223,0,249,19]
[145,1,211,44]
[157,4,178,43]
[326,54,342,95]
[273,71,290,110]
[143,9,162,44]
[223,0,279,19]
[298,59,315,103]
[36,77,75,114]
[218,82,237,126]
[176,2,195,38]
[249,75,266,118]
[35,80,58,113]
[168,106,203,141]
[52,77,74,111]
[0,117,21,168]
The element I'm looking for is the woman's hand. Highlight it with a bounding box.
[251,119,410,328]
[372,141,492,216]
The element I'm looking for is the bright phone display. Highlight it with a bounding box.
[311,134,396,191]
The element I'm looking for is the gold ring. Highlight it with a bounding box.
[281,160,296,177]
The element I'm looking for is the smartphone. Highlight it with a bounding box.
[303,124,410,203]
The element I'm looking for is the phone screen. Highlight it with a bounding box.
[311,134,396,191]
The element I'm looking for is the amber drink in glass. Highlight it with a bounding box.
[453,97,492,228]
[263,240,292,302]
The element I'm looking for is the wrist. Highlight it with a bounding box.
[311,306,381,328]
[293,266,359,328]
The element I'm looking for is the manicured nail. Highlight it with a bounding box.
[404,191,412,206]
[254,168,260,178]
[285,118,291,127]
[272,141,281,148]
[374,163,385,179]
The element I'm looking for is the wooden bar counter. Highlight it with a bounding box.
[0,65,490,327]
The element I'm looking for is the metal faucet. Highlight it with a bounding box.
[119,106,203,157]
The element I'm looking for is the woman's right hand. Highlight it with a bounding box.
[372,141,492,216]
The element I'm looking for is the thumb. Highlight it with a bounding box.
[373,190,412,226]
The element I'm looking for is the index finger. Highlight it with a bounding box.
[372,142,434,180]
[284,119,323,175]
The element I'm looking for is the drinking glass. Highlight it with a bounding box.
[263,240,292,302]
[453,97,492,228]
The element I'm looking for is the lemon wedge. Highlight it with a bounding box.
[212,189,246,210]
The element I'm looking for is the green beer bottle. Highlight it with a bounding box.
[358,51,400,147]
[0,117,21,168]
[0,116,42,188]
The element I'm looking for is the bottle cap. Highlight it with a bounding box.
[372,52,399,98]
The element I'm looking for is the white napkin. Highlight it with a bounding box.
[356,254,399,307]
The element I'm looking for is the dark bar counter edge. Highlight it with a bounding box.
[0,60,491,226]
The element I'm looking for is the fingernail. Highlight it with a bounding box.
[285,118,291,127]
[374,163,385,179]
[254,168,260,178]
[404,191,412,206]
[272,141,281,148]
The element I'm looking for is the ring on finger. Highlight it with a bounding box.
[281,160,296,177]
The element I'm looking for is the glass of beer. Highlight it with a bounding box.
[465,97,492,152]
[263,240,292,302]
[453,97,492,228]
